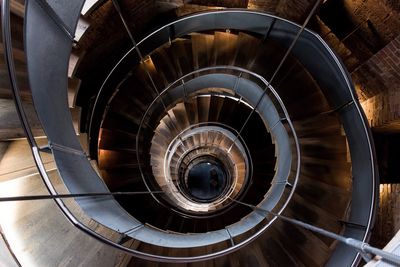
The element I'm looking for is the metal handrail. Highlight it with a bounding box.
[3,1,301,259]
[147,122,253,219]
[2,1,384,264]
[84,11,376,256]
[3,1,298,260]
[134,65,301,222]
[84,11,376,262]
[160,122,251,214]
[316,31,378,264]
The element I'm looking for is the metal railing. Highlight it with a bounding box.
[133,65,300,220]
[2,0,396,265]
[167,121,253,203]
[150,120,253,217]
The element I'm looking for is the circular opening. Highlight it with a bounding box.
[186,159,228,202]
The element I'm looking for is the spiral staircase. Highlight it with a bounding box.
[1,0,399,266]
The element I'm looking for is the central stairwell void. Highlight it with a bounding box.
[3,0,380,266]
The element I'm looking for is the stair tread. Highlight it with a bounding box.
[212,31,238,66]
[191,33,215,70]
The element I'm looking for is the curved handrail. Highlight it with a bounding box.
[161,124,251,213]
[88,8,313,140]
[152,120,254,219]
[313,30,378,267]
[86,14,377,260]
[87,13,376,260]
[4,3,379,264]
[16,5,301,257]
[134,65,300,222]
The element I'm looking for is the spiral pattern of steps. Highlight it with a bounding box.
[0,1,378,266]
[89,26,356,266]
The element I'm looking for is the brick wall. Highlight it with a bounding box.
[247,0,277,13]
[361,89,400,130]
[313,16,360,71]
[248,0,313,23]
[320,0,400,66]
[353,34,400,100]
[370,184,400,248]
[275,0,314,22]
[344,0,400,45]
[122,0,157,33]
[357,34,400,129]
[361,91,400,132]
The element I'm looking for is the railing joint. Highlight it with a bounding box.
[232,72,243,93]
[181,79,188,101]
[35,0,75,40]
[285,182,294,188]
[338,220,367,230]
[117,234,131,245]
[320,100,355,117]
[360,251,373,263]
[269,119,280,131]
[225,228,235,247]
[49,142,86,156]
[263,18,276,41]
[38,144,52,154]
[169,24,176,44]
[118,224,144,243]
